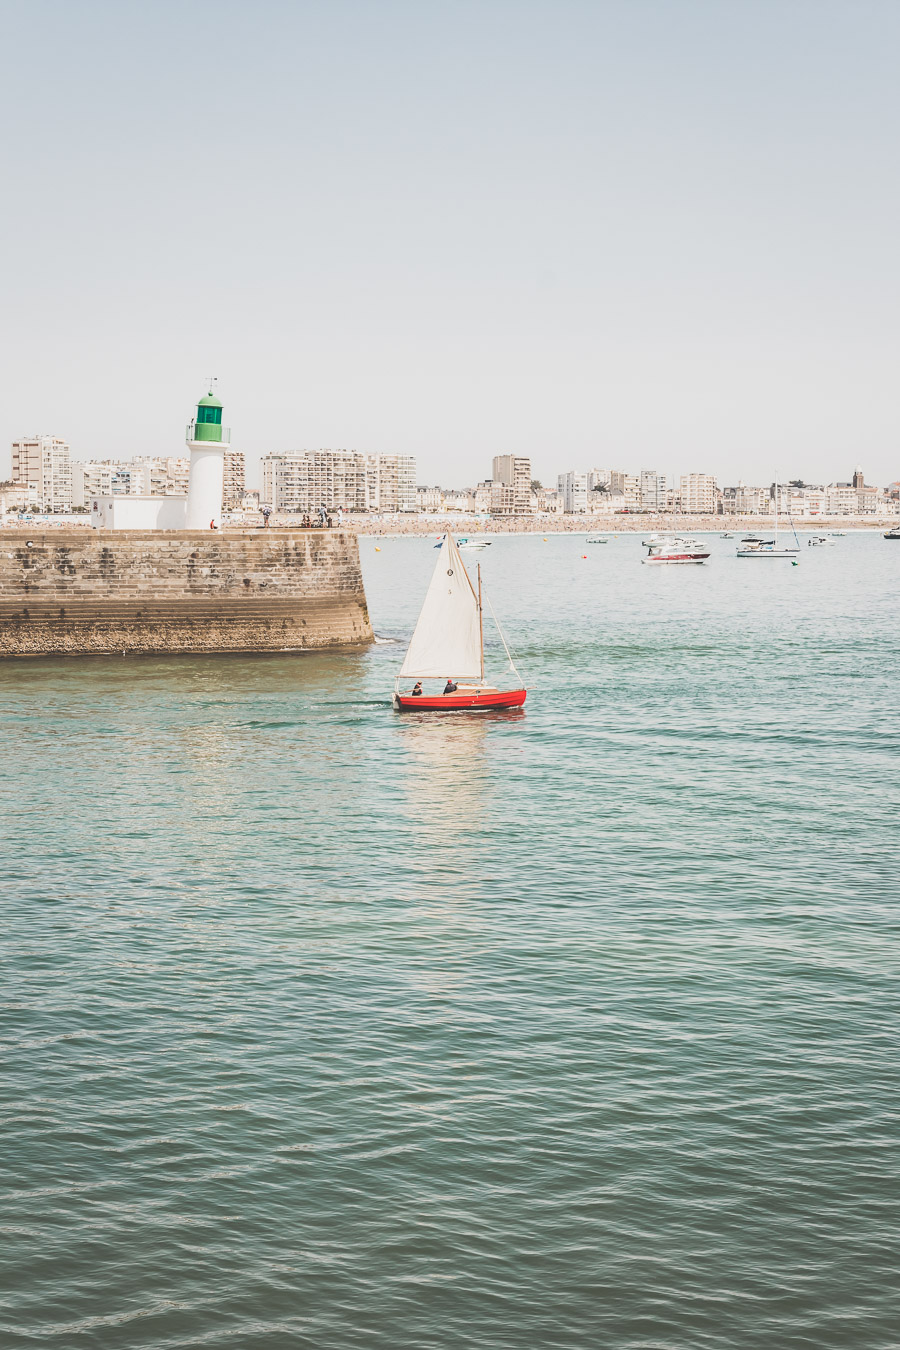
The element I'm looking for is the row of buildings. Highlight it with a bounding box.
[260,451,416,514]
[4,436,246,513]
[419,464,900,517]
[3,436,417,517]
[4,434,899,520]
[417,456,534,516]
[553,466,896,516]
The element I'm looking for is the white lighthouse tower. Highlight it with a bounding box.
[184,388,228,529]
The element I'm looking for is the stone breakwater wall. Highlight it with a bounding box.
[0,530,373,657]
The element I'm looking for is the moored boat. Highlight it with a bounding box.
[884,525,900,539]
[642,536,710,564]
[735,480,799,559]
[394,533,526,711]
[736,538,799,557]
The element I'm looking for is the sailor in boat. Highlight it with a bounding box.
[393,533,527,711]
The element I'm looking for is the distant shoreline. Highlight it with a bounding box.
[346,514,896,537]
[1,514,895,536]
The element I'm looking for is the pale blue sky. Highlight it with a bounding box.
[2,0,898,489]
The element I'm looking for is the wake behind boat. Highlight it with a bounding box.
[393,534,526,712]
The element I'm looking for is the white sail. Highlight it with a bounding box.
[399,534,483,679]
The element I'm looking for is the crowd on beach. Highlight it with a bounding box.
[338,513,897,536]
[2,511,896,535]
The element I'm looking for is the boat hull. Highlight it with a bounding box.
[394,688,527,712]
[735,550,799,558]
[642,554,709,564]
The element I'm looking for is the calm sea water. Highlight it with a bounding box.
[2,531,899,1349]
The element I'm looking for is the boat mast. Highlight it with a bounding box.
[774,476,778,544]
[477,563,485,684]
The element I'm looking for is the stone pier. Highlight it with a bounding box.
[0,529,373,656]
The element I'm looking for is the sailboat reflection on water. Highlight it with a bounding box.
[392,534,527,712]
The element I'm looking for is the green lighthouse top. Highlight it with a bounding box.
[193,388,224,441]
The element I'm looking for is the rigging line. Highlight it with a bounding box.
[787,512,802,552]
[484,590,523,678]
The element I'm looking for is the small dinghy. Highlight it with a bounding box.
[393,533,526,712]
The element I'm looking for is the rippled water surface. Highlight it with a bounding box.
[2,532,899,1348]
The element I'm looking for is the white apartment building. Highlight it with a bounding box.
[134,456,191,495]
[607,470,642,508]
[261,451,417,513]
[0,482,32,514]
[11,436,73,512]
[366,453,416,512]
[490,481,518,515]
[558,471,588,513]
[492,455,532,513]
[537,487,564,513]
[679,473,718,513]
[722,482,769,514]
[473,480,494,512]
[415,485,477,514]
[223,451,245,509]
[416,485,444,511]
[444,489,476,512]
[620,473,642,511]
[639,469,667,512]
[72,456,194,508]
[72,462,119,506]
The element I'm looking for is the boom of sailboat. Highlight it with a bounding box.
[393,533,527,711]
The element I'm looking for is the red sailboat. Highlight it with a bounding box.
[392,533,527,712]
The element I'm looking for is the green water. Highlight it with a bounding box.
[2,532,899,1348]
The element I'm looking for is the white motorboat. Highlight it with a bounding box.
[807,535,834,547]
[737,538,800,558]
[642,536,710,564]
[434,536,491,551]
[586,535,610,544]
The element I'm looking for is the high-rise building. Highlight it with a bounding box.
[261,451,417,513]
[558,471,588,513]
[639,469,667,512]
[366,454,417,511]
[223,450,245,509]
[492,455,531,512]
[679,473,718,513]
[489,481,517,514]
[72,457,191,507]
[11,435,73,512]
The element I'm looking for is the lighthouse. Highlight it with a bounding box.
[184,388,229,529]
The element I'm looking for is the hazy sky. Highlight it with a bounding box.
[2,0,899,489]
